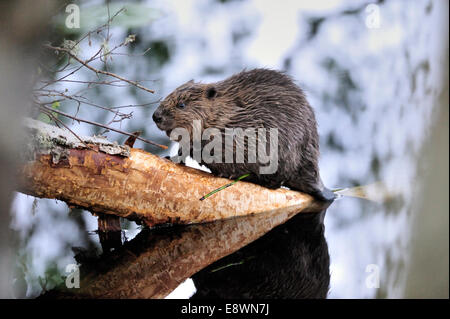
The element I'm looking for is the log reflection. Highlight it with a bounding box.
[42,200,330,299]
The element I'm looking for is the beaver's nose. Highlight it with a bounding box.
[152,111,163,124]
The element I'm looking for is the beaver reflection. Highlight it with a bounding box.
[191,211,330,299]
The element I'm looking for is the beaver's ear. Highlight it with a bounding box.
[205,86,217,100]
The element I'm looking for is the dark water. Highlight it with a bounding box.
[10,0,449,298]
[191,211,329,299]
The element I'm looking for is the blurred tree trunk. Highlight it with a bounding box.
[0,0,55,298]
[403,37,449,298]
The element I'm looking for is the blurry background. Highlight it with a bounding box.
[2,0,448,298]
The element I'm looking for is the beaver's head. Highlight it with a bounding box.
[153,80,220,138]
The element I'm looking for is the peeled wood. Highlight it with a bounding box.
[18,119,322,226]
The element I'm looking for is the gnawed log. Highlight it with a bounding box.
[18,119,327,227]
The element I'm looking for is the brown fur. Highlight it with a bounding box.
[153,68,334,201]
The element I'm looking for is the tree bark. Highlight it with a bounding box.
[17,119,325,227]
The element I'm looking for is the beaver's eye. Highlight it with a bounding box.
[177,102,186,109]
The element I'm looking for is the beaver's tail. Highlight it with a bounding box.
[311,186,336,203]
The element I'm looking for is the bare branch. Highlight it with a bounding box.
[43,44,155,94]
[39,105,167,149]
[32,6,162,151]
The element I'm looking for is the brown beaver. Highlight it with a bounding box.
[153,68,334,202]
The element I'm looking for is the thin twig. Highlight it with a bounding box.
[37,90,132,120]
[43,44,155,94]
[39,105,167,149]
[199,174,251,200]
[44,111,89,147]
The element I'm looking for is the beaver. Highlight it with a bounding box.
[153,68,335,202]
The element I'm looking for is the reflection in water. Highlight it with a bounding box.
[192,211,329,299]
[39,204,322,298]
